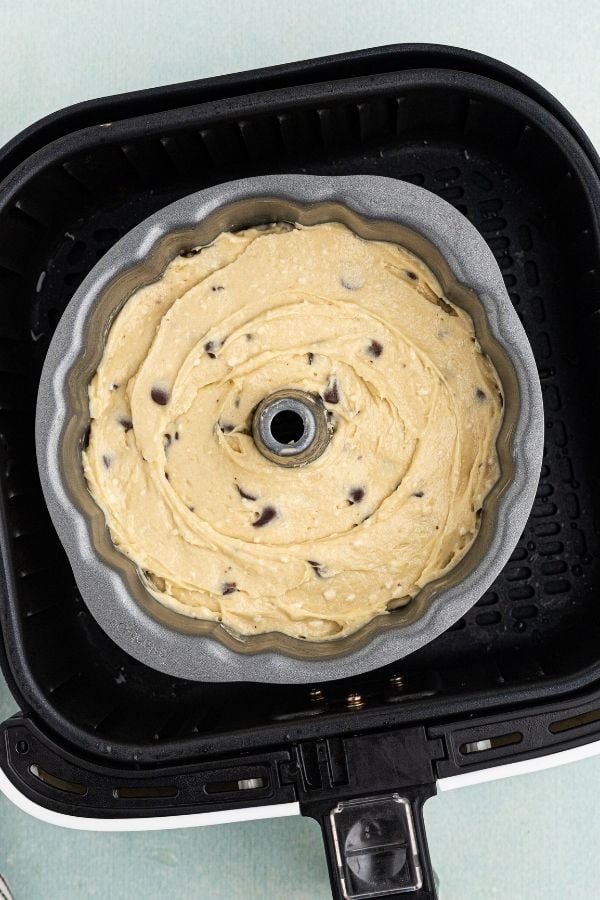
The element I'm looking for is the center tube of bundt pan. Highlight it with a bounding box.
[252,389,331,467]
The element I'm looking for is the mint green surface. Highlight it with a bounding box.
[1,2,600,898]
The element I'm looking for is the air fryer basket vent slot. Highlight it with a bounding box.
[460,731,523,755]
[29,764,87,796]
[549,709,600,735]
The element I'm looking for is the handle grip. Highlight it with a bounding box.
[304,785,438,899]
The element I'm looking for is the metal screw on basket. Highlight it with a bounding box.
[252,389,331,467]
[346,692,365,710]
[389,674,405,690]
[309,688,325,703]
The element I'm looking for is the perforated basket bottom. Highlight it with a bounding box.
[0,72,599,757]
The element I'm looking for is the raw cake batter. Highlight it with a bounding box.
[83,222,503,640]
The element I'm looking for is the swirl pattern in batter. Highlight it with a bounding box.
[83,222,503,641]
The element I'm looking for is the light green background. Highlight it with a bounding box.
[1,2,599,898]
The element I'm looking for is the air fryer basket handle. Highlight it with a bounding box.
[302,785,438,900]
[291,727,443,899]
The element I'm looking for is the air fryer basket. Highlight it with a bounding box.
[0,47,600,895]
[1,44,599,754]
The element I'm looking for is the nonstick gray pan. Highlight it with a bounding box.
[36,174,544,683]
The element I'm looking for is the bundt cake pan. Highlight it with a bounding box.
[35,174,544,683]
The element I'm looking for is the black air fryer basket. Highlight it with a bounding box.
[1,45,600,900]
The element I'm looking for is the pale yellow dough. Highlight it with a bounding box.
[83,222,503,641]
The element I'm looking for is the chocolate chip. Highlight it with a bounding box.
[102,454,112,469]
[111,383,119,391]
[180,247,201,258]
[204,341,217,359]
[234,397,240,408]
[151,387,169,405]
[211,285,225,292]
[349,487,365,504]
[188,505,195,512]
[412,491,425,498]
[307,560,324,578]
[221,581,237,595]
[165,471,170,481]
[253,506,277,527]
[406,270,418,281]
[236,484,257,501]
[245,333,253,341]
[367,340,383,358]
[174,431,180,440]
[323,379,340,404]
[219,421,235,434]
[119,417,133,432]
[475,388,487,402]
[307,352,314,365]
[163,433,172,448]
